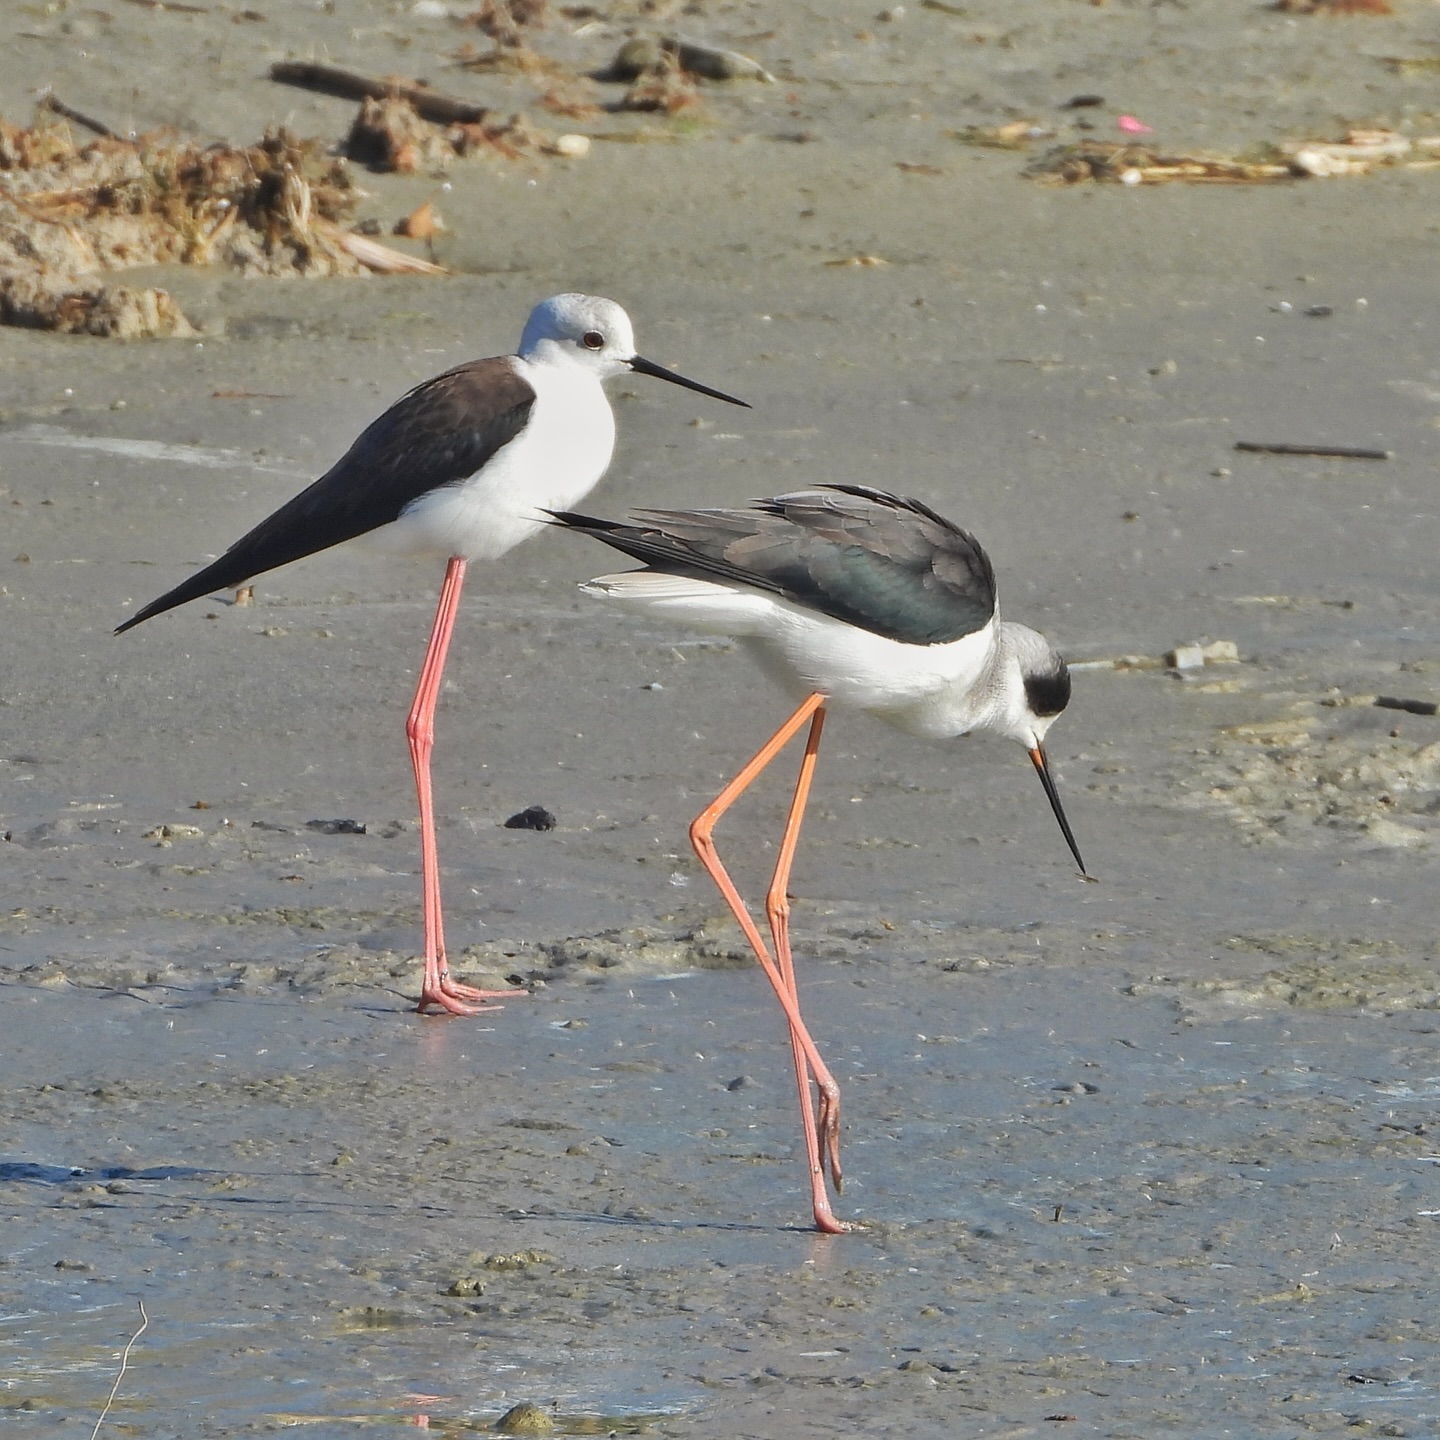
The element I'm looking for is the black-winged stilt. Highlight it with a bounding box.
[116,293,748,1016]
[554,484,1085,1232]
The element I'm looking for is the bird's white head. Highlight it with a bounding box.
[519,293,638,378]
[518,293,751,406]
[996,623,1071,749]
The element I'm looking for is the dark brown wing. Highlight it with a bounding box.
[116,358,535,634]
[554,485,996,646]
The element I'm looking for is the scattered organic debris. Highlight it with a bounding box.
[269,61,489,126]
[394,199,442,241]
[951,120,1056,149]
[1030,141,1291,184]
[1375,696,1439,718]
[1030,128,1440,185]
[1167,640,1241,671]
[1071,641,1240,674]
[1275,0,1392,13]
[346,95,451,172]
[1285,128,1438,176]
[0,113,434,337]
[535,83,604,120]
[342,91,547,172]
[607,36,775,84]
[616,50,702,116]
[1235,441,1392,460]
[504,806,557,831]
[36,89,119,140]
[461,0,549,45]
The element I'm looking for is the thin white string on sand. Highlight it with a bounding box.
[90,1301,148,1440]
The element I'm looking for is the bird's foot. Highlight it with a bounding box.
[812,1207,855,1236]
[417,965,528,1017]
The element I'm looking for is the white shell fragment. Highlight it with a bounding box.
[548,134,592,158]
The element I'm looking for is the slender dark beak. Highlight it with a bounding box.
[1028,745,1088,877]
[628,353,750,408]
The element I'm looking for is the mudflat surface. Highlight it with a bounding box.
[1,2,1438,1435]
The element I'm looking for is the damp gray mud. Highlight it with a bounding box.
[2,2,1438,1436]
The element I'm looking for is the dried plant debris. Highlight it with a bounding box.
[461,0,550,45]
[343,93,548,173]
[1175,714,1440,849]
[1284,128,1439,177]
[616,50,702,116]
[607,36,775,85]
[951,119,1056,149]
[0,115,442,336]
[1029,129,1440,185]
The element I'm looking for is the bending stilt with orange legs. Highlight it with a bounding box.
[408,556,527,1017]
[689,692,851,1234]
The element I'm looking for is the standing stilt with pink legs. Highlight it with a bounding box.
[117,295,748,1015]
[556,486,1087,1230]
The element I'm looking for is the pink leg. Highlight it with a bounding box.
[690,693,850,1234]
[409,556,527,1017]
[763,706,844,1195]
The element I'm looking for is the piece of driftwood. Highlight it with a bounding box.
[269,61,489,127]
[1375,696,1439,717]
[1234,441,1392,460]
[36,90,120,140]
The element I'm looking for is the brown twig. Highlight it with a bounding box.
[1234,441,1391,460]
[90,1301,148,1440]
[37,90,120,140]
[269,62,489,126]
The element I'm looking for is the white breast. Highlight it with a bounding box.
[387,358,617,563]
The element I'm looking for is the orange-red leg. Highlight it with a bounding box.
[690,692,850,1234]
[408,556,526,1017]
[763,705,843,1195]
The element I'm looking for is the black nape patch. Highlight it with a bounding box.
[1024,663,1071,718]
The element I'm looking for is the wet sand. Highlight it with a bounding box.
[2,2,1439,1435]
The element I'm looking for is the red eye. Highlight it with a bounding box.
[582,330,605,350]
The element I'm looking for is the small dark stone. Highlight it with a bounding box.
[1062,93,1105,108]
[1304,304,1334,318]
[726,1075,753,1092]
[504,806,557,831]
[305,818,367,835]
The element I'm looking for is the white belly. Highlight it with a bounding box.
[582,571,1000,738]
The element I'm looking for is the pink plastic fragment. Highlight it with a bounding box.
[1117,114,1153,135]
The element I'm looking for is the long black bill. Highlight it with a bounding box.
[1028,745,1088,877]
[628,353,750,408]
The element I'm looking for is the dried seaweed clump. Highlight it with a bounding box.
[345,94,544,172]
[615,49,702,116]
[462,0,549,46]
[1028,130,1440,185]
[1028,140,1293,185]
[0,118,376,337]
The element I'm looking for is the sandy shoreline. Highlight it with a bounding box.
[3,2,1439,1434]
